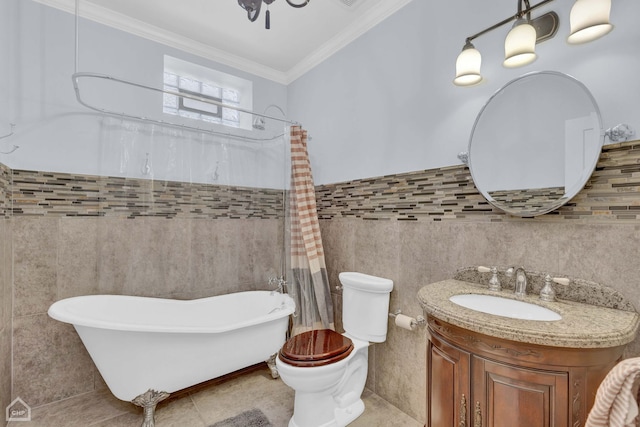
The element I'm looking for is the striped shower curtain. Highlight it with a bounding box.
[288,125,335,335]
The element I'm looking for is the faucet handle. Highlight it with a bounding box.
[540,274,556,302]
[488,267,501,292]
[477,266,501,291]
[552,277,570,286]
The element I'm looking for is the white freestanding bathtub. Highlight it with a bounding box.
[48,291,294,426]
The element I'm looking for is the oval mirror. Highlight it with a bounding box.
[468,71,603,217]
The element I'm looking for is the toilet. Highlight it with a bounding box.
[276,272,394,427]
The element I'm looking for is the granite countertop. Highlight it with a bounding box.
[418,279,640,348]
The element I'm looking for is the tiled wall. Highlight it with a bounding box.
[0,163,11,424]
[318,140,640,423]
[4,140,640,421]
[6,170,285,409]
[11,170,284,219]
[317,140,640,222]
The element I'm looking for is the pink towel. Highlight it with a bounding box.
[586,358,640,427]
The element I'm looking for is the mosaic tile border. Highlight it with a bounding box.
[1,140,639,222]
[0,163,10,218]
[316,140,640,223]
[10,170,284,219]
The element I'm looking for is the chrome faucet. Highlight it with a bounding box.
[269,276,287,295]
[514,267,528,297]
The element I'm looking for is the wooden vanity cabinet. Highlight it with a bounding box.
[428,332,470,427]
[427,317,625,427]
[471,355,568,427]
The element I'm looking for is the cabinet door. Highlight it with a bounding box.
[473,356,568,427]
[428,334,471,427]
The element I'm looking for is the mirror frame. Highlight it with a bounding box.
[467,71,604,217]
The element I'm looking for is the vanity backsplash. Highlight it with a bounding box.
[454,266,636,312]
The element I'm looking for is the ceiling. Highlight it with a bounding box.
[34,0,413,84]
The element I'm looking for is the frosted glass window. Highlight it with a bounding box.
[164,72,178,86]
[202,84,221,98]
[163,90,178,109]
[223,108,239,123]
[163,57,250,129]
[178,77,199,92]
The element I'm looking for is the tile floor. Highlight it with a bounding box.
[8,364,422,427]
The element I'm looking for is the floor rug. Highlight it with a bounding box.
[209,408,273,427]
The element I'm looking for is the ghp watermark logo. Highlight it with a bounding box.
[6,397,31,422]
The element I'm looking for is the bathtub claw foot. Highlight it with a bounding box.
[132,389,170,427]
[266,353,279,379]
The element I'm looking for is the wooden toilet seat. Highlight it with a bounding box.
[278,329,354,367]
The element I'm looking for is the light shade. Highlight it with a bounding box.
[503,19,537,68]
[567,0,613,44]
[453,42,482,87]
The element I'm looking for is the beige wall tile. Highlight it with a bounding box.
[13,218,58,317]
[353,220,400,280]
[58,218,99,299]
[235,219,264,289]
[320,218,356,290]
[0,220,5,329]
[375,327,426,422]
[0,327,10,421]
[0,218,11,416]
[190,219,240,296]
[96,218,134,295]
[250,219,284,289]
[12,314,95,407]
[135,218,192,298]
[121,218,180,297]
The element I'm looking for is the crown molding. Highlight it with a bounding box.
[32,0,289,84]
[285,0,414,83]
[32,0,414,85]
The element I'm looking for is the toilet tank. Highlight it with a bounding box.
[339,272,394,343]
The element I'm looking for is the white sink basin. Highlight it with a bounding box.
[449,294,562,321]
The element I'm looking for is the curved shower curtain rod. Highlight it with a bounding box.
[72,0,300,142]
[72,72,291,143]
[0,123,18,154]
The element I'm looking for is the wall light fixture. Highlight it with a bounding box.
[567,0,613,44]
[453,0,613,87]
